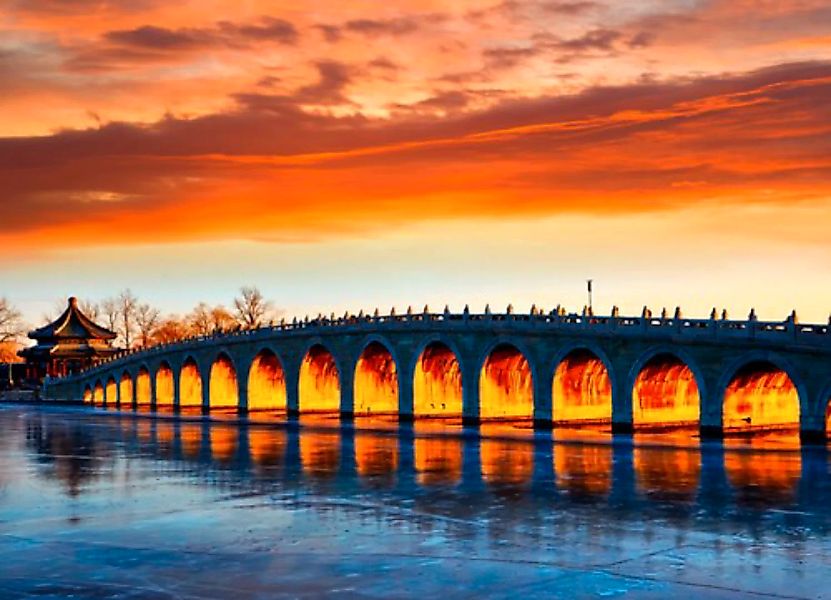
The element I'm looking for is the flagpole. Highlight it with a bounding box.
[587,279,593,311]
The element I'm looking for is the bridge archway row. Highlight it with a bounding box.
[73,334,824,435]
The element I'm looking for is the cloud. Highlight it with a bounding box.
[0,60,828,251]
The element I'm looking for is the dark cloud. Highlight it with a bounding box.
[0,0,158,14]
[65,16,298,71]
[553,28,622,51]
[0,60,829,237]
[315,14,446,42]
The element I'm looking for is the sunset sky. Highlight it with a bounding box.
[1,0,830,325]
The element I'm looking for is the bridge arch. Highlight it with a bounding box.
[119,371,133,409]
[247,347,287,411]
[135,365,152,406]
[478,340,535,420]
[179,356,203,410]
[551,344,615,424]
[93,380,104,406]
[719,352,803,432]
[821,379,831,439]
[83,384,93,404]
[209,351,239,410]
[412,337,464,418]
[628,348,703,428]
[105,376,117,406]
[155,361,175,408]
[353,339,400,416]
[299,343,341,413]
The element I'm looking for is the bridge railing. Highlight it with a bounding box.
[64,307,830,380]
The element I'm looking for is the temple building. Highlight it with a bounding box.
[19,297,119,381]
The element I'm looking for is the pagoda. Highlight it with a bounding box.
[19,297,119,380]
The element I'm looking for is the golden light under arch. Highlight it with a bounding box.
[93,381,104,406]
[479,344,533,420]
[722,361,799,431]
[155,362,174,407]
[299,345,340,413]
[179,358,203,409]
[632,354,700,427]
[209,353,239,409]
[413,341,463,418]
[247,349,287,411]
[83,385,92,404]
[353,341,398,416]
[105,377,117,406]
[119,372,133,408]
[136,367,152,406]
[552,349,612,423]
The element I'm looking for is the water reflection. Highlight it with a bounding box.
[13,408,823,521]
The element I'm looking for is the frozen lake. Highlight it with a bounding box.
[0,404,828,599]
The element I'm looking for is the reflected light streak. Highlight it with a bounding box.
[633,355,699,427]
[554,444,612,498]
[300,430,340,477]
[299,346,340,413]
[725,447,801,505]
[247,351,286,411]
[414,343,462,417]
[209,355,238,409]
[180,423,201,457]
[354,343,398,415]
[179,361,203,408]
[210,426,237,462]
[723,364,799,430]
[479,345,533,420]
[248,428,286,466]
[480,437,534,486]
[634,447,701,501]
[413,421,462,486]
[354,432,399,478]
[553,350,612,423]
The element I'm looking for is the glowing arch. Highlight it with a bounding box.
[632,353,700,427]
[155,362,174,407]
[354,341,398,415]
[723,361,799,431]
[209,353,239,410]
[179,358,203,409]
[299,345,341,413]
[105,377,117,406]
[247,349,287,411]
[413,341,463,418]
[119,372,133,409]
[93,381,104,406]
[136,367,152,406]
[552,348,612,423]
[83,385,93,404]
[479,343,533,420]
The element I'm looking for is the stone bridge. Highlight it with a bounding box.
[44,307,831,440]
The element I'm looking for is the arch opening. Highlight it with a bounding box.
[105,377,117,406]
[414,342,462,418]
[93,381,104,406]
[299,345,340,413]
[83,385,92,404]
[632,354,700,428]
[247,350,287,411]
[209,354,238,410]
[723,362,799,431]
[354,342,398,416]
[179,359,203,410]
[155,362,174,408]
[552,349,612,424]
[135,367,151,406]
[119,372,133,409]
[479,344,533,420]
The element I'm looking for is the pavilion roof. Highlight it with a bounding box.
[28,297,117,341]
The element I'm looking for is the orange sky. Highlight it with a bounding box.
[0,0,830,324]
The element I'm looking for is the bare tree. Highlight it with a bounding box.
[188,302,213,336]
[0,297,24,344]
[210,305,236,333]
[135,303,160,348]
[79,299,101,321]
[100,297,120,333]
[233,286,273,329]
[117,289,139,348]
[150,317,191,345]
